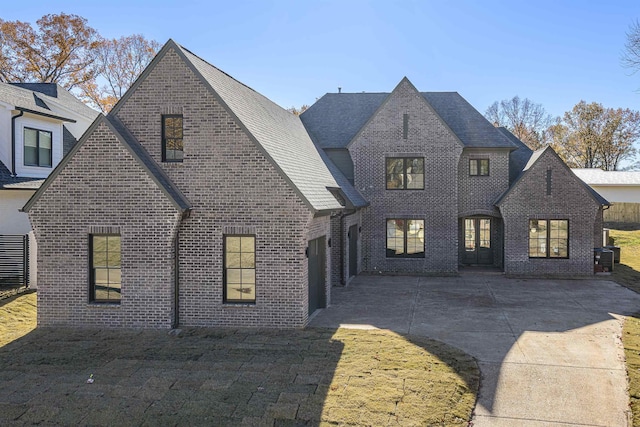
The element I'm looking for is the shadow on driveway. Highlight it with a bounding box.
[310,273,640,426]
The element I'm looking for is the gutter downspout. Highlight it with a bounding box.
[11,110,24,176]
[173,228,180,329]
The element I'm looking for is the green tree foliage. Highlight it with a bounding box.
[485,96,554,150]
[549,101,640,171]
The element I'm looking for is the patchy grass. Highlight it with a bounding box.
[610,228,640,426]
[0,293,479,426]
[610,229,640,294]
[0,291,36,347]
[624,314,640,427]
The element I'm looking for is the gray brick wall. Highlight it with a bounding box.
[350,79,462,274]
[328,210,362,287]
[499,149,601,276]
[115,47,317,328]
[458,149,510,217]
[28,122,182,328]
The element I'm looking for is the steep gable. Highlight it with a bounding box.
[111,40,342,214]
[23,115,191,214]
[496,146,608,208]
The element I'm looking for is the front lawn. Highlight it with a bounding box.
[0,292,479,426]
[610,228,640,426]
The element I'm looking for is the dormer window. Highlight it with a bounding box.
[162,115,183,162]
[24,127,52,167]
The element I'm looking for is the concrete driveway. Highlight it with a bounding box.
[309,273,640,426]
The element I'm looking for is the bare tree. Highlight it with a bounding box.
[485,96,555,150]
[82,34,160,113]
[622,19,640,77]
[550,101,640,170]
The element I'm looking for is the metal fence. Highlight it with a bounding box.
[0,235,29,287]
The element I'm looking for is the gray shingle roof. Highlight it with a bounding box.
[300,93,388,149]
[0,82,71,120]
[316,148,368,208]
[422,93,516,149]
[0,161,43,190]
[174,43,342,213]
[9,83,99,122]
[300,91,517,149]
[497,127,533,183]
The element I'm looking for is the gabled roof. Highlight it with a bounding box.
[0,161,43,190]
[111,40,342,214]
[495,146,609,207]
[300,93,388,149]
[11,83,99,122]
[497,127,534,183]
[571,168,640,186]
[23,115,191,213]
[300,89,517,150]
[1,82,99,123]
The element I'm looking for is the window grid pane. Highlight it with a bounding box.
[529,220,568,258]
[386,158,424,190]
[163,115,184,162]
[224,235,256,303]
[387,219,424,258]
[91,234,122,303]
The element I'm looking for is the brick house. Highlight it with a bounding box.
[24,40,608,328]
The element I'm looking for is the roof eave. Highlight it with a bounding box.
[17,107,76,122]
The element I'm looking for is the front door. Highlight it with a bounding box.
[308,237,326,315]
[463,218,493,265]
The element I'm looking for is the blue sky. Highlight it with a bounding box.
[4,1,640,119]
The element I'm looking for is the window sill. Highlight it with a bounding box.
[222,302,256,307]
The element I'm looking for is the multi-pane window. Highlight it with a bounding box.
[469,159,489,176]
[162,115,183,162]
[386,157,424,189]
[529,219,569,258]
[224,235,256,303]
[90,234,121,303]
[24,127,52,167]
[386,219,425,258]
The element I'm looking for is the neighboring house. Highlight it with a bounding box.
[0,82,98,286]
[24,40,609,329]
[572,168,640,224]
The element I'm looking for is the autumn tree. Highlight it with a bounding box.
[549,101,640,171]
[288,105,309,116]
[0,13,101,90]
[82,34,160,113]
[485,96,554,150]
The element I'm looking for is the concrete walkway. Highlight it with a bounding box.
[309,274,640,426]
